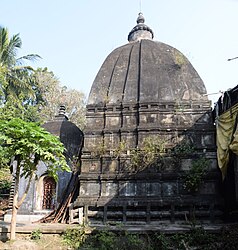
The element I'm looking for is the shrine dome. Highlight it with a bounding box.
[42,105,83,160]
[88,13,208,106]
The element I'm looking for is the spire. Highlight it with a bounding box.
[58,105,66,116]
[128,13,154,42]
[137,12,145,24]
[55,105,68,120]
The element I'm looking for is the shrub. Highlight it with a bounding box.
[62,226,87,249]
[183,157,209,193]
[30,229,42,240]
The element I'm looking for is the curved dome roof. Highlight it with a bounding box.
[42,106,83,159]
[88,13,208,106]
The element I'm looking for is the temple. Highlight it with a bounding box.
[8,13,238,225]
[72,13,223,225]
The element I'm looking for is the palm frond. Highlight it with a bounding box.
[0,27,8,51]
[17,54,41,65]
[0,27,10,64]
[13,65,34,71]
[18,54,41,61]
[10,34,22,48]
[0,27,21,66]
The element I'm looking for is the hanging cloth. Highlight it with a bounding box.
[216,103,238,179]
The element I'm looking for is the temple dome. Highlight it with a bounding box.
[88,13,208,106]
[42,105,83,159]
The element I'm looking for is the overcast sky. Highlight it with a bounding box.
[1,0,238,105]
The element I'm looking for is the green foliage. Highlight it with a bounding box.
[32,68,86,128]
[30,229,42,241]
[92,140,127,159]
[59,226,238,250]
[154,233,171,250]
[183,157,209,193]
[188,227,217,248]
[62,226,88,249]
[0,168,11,211]
[114,141,127,158]
[124,232,143,248]
[61,228,222,250]
[152,227,218,250]
[0,118,70,180]
[93,230,117,250]
[172,139,195,156]
[0,180,11,193]
[131,136,166,170]
[0,26,41,122]
[0,28,86,127]
[0,168,11,182]
[62,228,147,250]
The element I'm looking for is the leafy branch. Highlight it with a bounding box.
[131,136,166,170]
[183,157,209,193]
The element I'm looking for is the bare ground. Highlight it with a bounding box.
[0,234,71,250]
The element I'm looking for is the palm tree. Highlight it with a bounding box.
[0,26,40,113]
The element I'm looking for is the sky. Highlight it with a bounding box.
[1,0,238,105]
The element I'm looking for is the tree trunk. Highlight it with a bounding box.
[10,196,18,240]
[10,160,20,241]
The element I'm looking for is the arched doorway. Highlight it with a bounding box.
[42,176,56,210]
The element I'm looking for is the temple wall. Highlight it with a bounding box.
[76,101,223,224]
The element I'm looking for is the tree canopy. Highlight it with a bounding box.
[0,26,41,121]
[0,27,86,128]
[0,118,70,178]
[31,68,86,128]
[0,118,70,240]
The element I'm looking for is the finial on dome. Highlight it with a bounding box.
[137,12,145,24]
[55,104,68,120]
[128,13,154,42]
[58,105,66,116]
